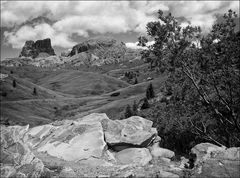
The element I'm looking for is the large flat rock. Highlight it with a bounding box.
[24,119,106,162]
[104,116,158,146]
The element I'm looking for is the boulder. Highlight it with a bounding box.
[24,119,106,162]
[0,125,45,178]
[191,143,240,178]
[150,142,175,159]
[191,142,226,164]
[115,148,152,166]
[59,167,77,178]
[104,116,158,147]
[19,38,55,58]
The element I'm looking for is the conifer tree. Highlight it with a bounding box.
[13,79,16,88]
[33,87,37,95]
[146,83,155,99]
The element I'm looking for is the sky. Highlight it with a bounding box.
[1,1,239,59]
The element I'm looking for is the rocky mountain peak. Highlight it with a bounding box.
[19,38,55,58]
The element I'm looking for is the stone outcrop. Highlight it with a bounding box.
[67,36,131,66]
[19,38,55,58]
[0,125,45,178]
[1,113,239,177]
[104,116,158,147]
[191,143,240,178]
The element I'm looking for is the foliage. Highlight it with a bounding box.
[140,9,240,150]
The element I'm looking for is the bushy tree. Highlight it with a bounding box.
[146,83,155,99]
[140,9,240,149]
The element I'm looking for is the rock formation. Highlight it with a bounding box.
[67,36,141,66]
[1,113,239,177]
[19,38,55,58]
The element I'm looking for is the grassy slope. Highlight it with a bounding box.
[1,63,167,127]
[37,70,130,97]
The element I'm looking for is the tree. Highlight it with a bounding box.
[124,104,133,118]
[146,83,155,99]
[134,77,138,84]
[33,87,37,95]
[13,79,16,88]
[141,98,150,109]
[132,100,138,115]
[137,36,148,47]
[140,9,240,148]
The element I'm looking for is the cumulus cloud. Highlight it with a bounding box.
[126,41,155,50]
[1,1,239,49]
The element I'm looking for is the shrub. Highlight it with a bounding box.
[124,104,133,118]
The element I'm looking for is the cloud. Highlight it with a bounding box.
[4,23,76,48]
[1,1,239,49]
[126,41,155,50]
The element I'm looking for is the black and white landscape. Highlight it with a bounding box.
[0,1,239,177]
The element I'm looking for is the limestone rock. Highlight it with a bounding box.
[115,148,152,166]
[104,116,158,147]
[191,142,226,164]
[0,125,44,178]
[24,119,106,162]
[19,38,55,58]
[191,143,240,178]
[59,167,77,178]
[150,142,175,159]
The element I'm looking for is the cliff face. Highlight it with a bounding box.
[19,38,55,58]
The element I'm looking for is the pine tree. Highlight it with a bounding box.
[141,98,150,109]
[134,77,138,84]
[33,87,37,95]
[124,104,133,118]
[13,79,16,88]
[132,100,138,115]
[146,83,155,99]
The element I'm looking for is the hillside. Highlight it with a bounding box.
[37,70,130,97]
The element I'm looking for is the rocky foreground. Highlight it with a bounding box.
[1,113,239,177]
